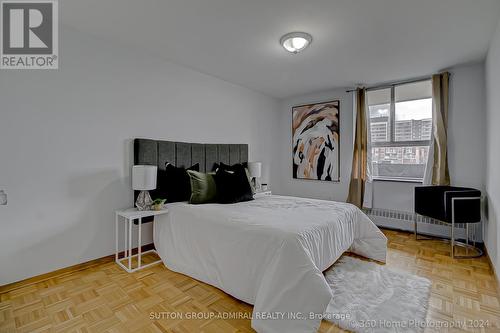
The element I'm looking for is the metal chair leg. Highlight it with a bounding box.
[451,198,483,259]
[466,224,469,256]
[414,213,417,240]
[414,205,482,259]
[451,218,455,259]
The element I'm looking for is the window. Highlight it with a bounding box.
[367,80,432,181]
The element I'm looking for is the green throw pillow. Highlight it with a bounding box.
[187,170,217,204]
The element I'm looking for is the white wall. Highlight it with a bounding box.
[485,18,500,278]
[274,89,354,202]
[274,64,486,211]
[0,27,280,285]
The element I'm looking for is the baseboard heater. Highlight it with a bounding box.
[363,208,483,243]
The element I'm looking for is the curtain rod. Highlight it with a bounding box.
[345,73,450,93]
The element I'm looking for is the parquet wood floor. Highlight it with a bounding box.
[1,229,499,333]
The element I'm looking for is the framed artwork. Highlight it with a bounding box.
[292,100,340,181]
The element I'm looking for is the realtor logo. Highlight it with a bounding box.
[1,0,58,69]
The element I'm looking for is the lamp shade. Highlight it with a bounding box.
[132,165,157,191]
[247,162,262,178]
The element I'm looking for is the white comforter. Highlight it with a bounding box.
[154,195,387,333]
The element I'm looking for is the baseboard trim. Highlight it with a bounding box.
[483,246,500,295]
[0,243,155,294]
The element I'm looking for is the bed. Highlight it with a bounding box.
[135,139,387,333]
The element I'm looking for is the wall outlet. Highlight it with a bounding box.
[0,190,7,205]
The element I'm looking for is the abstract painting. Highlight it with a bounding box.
[292,100,340,181]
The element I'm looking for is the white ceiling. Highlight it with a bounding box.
[62,0,500,99]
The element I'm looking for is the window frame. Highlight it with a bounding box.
[367,79,433,182]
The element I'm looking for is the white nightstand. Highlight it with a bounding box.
[254,190,272,199]
[115,208,168,273]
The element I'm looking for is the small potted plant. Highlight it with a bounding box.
[151,198,166,211]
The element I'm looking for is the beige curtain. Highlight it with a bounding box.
[347,88,367,208]
[430,72,451,185]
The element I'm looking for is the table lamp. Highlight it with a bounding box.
[132,165,157,210]
[248,162,262,191]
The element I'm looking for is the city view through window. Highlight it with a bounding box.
[367,80,432,181]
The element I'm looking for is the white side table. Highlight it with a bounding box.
[115,208,168,273]
[254,190,272,199]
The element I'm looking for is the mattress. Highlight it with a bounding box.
[154,195,387,333]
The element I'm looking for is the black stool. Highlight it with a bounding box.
[414,186,482,259]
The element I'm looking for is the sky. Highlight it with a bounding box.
[369,98,432,121]
[395,99,432,121]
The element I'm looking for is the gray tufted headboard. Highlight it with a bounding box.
[133,138,248,203]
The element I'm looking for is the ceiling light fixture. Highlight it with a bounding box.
[280,32,312,54]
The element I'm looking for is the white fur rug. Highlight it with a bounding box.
[324,256,431,333]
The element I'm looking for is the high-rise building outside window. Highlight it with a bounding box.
[367,80,432,181]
